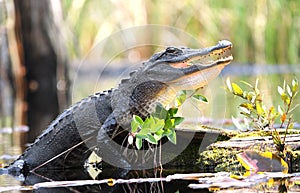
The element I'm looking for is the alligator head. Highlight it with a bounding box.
[143,40,233,90]
[112,40,233,123]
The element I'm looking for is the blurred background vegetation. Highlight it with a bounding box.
[61,0,299,64]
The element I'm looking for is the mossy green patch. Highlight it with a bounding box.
[198,146,244,174]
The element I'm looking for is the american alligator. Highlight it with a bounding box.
[5,40,233,175]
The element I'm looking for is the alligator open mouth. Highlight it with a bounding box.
[171,40,233,69]
[168,40,233,89]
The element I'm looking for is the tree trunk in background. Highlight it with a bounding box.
[1,0,25,130]
[13,0,70,142]
[0,26,15,129]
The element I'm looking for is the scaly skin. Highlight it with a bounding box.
[7,40,233,174]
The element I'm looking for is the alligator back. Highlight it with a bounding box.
[9,90,113,173]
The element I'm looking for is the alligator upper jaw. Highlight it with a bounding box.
[170,40,233,71]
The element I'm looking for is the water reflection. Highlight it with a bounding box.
[2,166,210,193]
[2,165,300,193]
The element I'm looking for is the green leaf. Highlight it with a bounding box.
[248,92,256,103]
[163,128,172,136]
[174,117,184,125]
[150,117,165,133]
[243,117,250,130]
[138,121,150,135]
[287,85,292,97]
[292,78,298,93]
[155,128,164,136]
[232,83,243,95]
[168,108,178,117]
[147,116,155,129]
[131,121,139,133]
[288,122,294,130]
[242,91,248,98]
[289,104,299,113]
[154,133,163,141]
[280,93,290,105]
[135,137,143,150]
[232,116,243,130]
[193,94,208,103]
[131,115,143,132]
[278,105,284,116]
[268,106,278,119]
[153,103,168,119]
[167,129,177,144]
[285,97,291,105]
[133,115,143,124]
[254,79,260,93]
[277,86,285,96]
[136,133,148,139]
[145,134,158,144]
[240,103,254,110]
[175,90,187,107]
[226,77,232,92]
[246,92,252,101]
[256,101,264,115]
[239,106,251,115]
[142,117,152,131]
[240,80,254,88]
[165,119,175,130]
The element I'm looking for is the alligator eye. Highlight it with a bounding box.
[166,47,182,54]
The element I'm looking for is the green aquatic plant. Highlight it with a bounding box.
[130,89,208,150]
[226,77,299,159]
[130,104,183,150]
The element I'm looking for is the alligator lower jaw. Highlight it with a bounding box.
[168,63,229,90]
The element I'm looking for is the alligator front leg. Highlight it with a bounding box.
[97,113,131,169]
